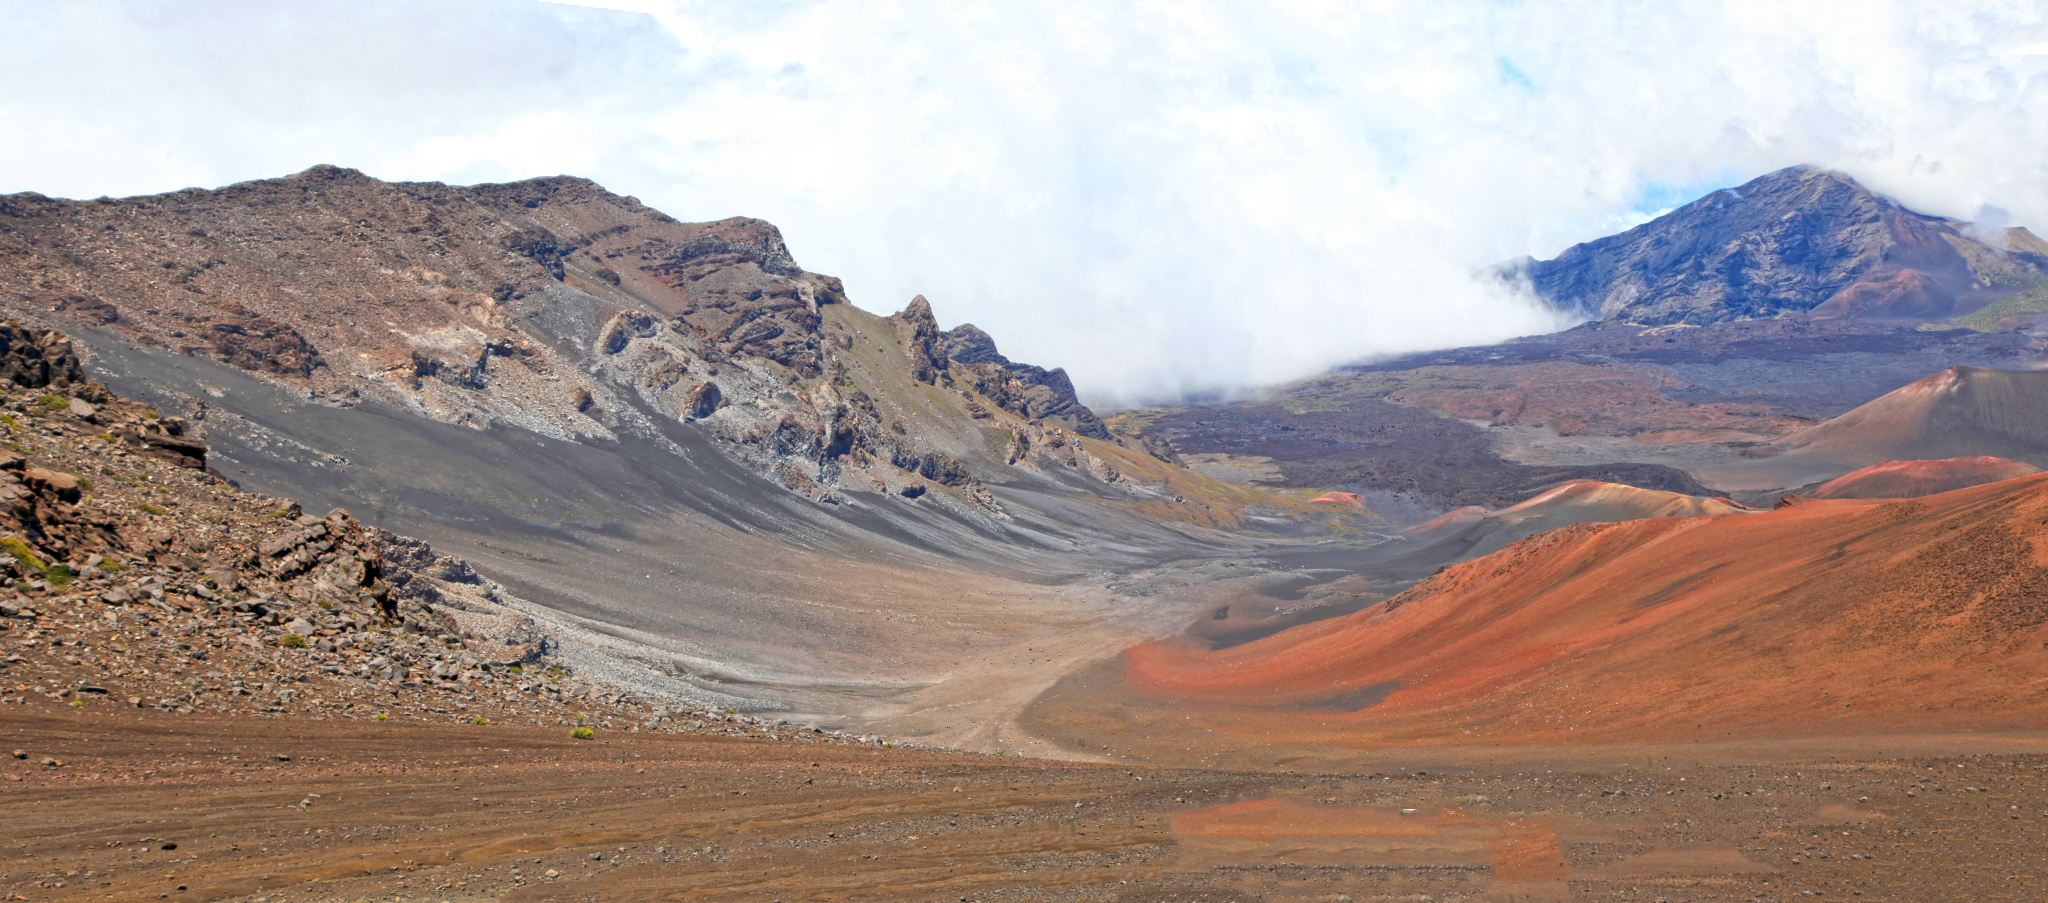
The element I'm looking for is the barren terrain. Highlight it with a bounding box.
[6,708,2047,902]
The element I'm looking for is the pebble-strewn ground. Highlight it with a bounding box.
[2,709,2044,902]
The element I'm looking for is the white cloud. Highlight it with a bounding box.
[2,0,2047,404]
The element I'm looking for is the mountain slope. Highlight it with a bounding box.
[0,318,772,736]
[1514,165,2048,325]
[1029,473,2048,757]
[0,165,1149,509]
[1806,456,2041,500]
[1371,480,1750,575]
[1774,366,2048,470]
[0,166,1373,728]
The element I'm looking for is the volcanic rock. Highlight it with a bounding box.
[1513,165,2048,325]
[0,165,1171,513]
[943,323,1110,439]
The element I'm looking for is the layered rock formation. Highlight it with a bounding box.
[0,165,1164,515]
[1511,165,2048,325]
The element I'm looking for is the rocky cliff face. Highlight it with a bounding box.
[942,322,1111,440]
[1512,165,2048,326]
[0,165,1154,513]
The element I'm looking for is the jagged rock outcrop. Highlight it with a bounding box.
[893,295,950,385]
[942,323,1110,439]
[1511,165,2048,325]
[0,321,91,390]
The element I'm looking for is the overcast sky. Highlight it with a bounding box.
[6,1,2048,403]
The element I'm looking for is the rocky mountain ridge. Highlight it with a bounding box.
[0,165,1171,517]
[1511,164,2048,326]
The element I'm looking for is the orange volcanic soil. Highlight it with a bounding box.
[1807,455,2041,499]
[1484,479,1750,524]
[1114,473,2048,748]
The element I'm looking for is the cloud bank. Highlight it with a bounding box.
[5,0,2048,404]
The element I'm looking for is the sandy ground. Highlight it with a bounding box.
[5,707,2046,902]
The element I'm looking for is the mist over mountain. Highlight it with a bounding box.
[8,1,2048,402]
[8,7,2048,899]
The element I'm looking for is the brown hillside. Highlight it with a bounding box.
[1776,366,2048,469]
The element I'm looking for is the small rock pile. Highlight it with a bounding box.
[0,320,862,744]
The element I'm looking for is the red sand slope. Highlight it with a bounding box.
[1808,456,2040,499]
[1484,480,1749,525]
[1120,473,2048,746]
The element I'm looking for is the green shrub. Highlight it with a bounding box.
[571,727,595,740]
[374,712,388,721]
[280,633,308,649]
[137,503,166,516]
[470,716,490,726]
[0,536,74,586]
[32,395,66,415]
[0,538,33,574]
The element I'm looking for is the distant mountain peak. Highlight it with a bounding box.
[1518,164,2048,327]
